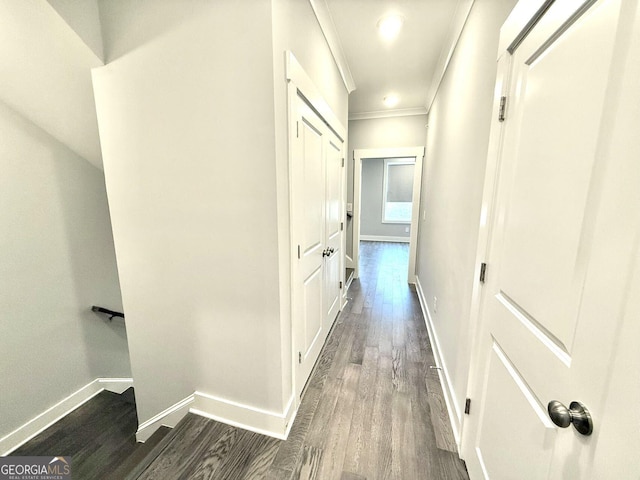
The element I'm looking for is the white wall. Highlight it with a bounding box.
[0,1,103,169]
[415,0,516,434]
[271,0,349,407]
[94,0,291,426]
[272,0,349,128]
[46,0,104,60]
[346,114,427,256]
[0,99,129,440]
[360,159,411,239]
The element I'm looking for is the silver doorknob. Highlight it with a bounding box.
[547,400,593,436]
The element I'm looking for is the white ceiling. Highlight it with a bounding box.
[323,0,467,118]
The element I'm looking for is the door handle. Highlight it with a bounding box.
[322,247,335,258]
[547,400,593,436]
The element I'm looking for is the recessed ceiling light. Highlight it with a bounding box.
[377,14,404,40]
[384,94,399,107]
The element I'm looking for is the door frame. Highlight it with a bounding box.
[352,146,424,283]
[458,53,512,456]
[459,1,546,456]
[285,52,347,404]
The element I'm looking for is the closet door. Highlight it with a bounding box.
[291,94,345,397]
[323,132,343,330]
[292,97,327,395]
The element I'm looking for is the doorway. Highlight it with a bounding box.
[352,147,424,283]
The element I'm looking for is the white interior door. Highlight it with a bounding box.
[463,1,640,478]
[292,94,345,397]
[293,96,327,395]
[323,134,343,329]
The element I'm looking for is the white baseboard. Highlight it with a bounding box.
[0,377,133,455]
[136,390,297,442]
[99,377,134,394]
[415,276,462,448]
[136,394,195,442]
[3,373,297,450]
[190,392,295,440]
[360,235,410,243]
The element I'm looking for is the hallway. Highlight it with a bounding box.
[139,241,469,479]
[8,241,469,479]
[278,240,469,479]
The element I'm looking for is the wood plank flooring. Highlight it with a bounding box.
[136,241,468,479]
[11,389,140,479]
[9,241,468,480]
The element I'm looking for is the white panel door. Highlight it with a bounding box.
[293,96,327,394]
[463,1,640,478]
[292,94,345,396]
[323,133,343,329]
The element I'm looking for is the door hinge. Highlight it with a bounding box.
[465,398,471,415]
[297,245,301,259]
[339,281,343,289]
[296,121,299,137]
[479,262,487,283]
[498,96,507,122]
[341,157,345,167]
[298,351,302,364]
[340,222,344,231]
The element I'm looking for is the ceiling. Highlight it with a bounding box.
[322,0,468,118]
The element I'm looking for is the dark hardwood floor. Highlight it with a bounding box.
[11,389,141,479]
[9,241,468,480]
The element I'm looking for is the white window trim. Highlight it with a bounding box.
[382,158,415,224]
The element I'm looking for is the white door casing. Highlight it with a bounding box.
[462,1,640,479]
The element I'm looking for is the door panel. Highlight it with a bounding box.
[294,98,327,392]
[498,0,617,353]
[326,139,342,239]
[324,137,343,328]
[476,341,555,480]
[302,266,323,360]
[301,117,324,267]
[324,251,340,327]
[464,1,631,478]
[488,292,570,406]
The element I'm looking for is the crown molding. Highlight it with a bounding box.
[308,0,357,93]
[349,107,428,121]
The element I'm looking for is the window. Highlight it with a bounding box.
[382,158,415,223]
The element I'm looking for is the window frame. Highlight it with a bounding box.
[381,158,415,224]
